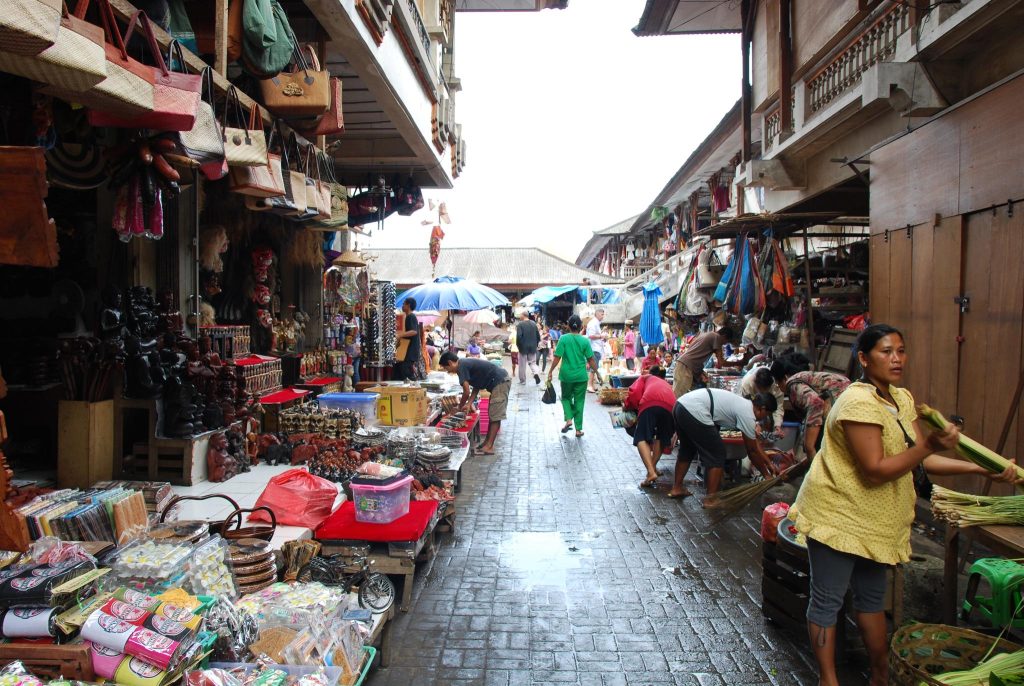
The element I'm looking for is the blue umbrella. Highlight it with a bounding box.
[397,276,509,311]
[639,281,664,346]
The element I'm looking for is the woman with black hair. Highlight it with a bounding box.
[791,324,1019,686]
[547,315,600,437]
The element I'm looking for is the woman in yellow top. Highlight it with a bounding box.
[792,324,1018,686]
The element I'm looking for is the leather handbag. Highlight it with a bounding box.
[0,1,106,93]
[222,87,268,167]
[88,18,201,130]
[174,67,224,173]
[229,122,285,198]
[1,0,62,56]
[259,44,330,118]
[40,0,154,116]
[295,76,343,137]
[307,151,348,230]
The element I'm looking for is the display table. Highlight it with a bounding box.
[294,376,343,397]
[314,500,446,611]
[943,524,1024,624]
[259,388,313,432]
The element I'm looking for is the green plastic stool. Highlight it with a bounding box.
[961,557,1024,628]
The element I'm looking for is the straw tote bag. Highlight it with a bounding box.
[41,0,154,116]
[259,130,306,215]
[222,87,268,167]
[259,45,330,118]
[306,151,347,230]
[0,1,106,92]
[1,0,62,56]
[229,121,285,198]
[87,18,201,130]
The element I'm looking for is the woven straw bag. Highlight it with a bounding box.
[40,0,153,116]
[222,87,268,167]
[0,3,106,92]
[0,0,62,56]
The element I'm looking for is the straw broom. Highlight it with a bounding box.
[707,459,808,524]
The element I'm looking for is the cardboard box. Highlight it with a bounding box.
[369,385,429,426]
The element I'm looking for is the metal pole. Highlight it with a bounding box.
[802,228,818,367]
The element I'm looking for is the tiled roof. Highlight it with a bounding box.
[365,247,622,289]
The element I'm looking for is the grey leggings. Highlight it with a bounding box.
[806,538,889,627]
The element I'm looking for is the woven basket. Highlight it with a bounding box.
[598,388,628,405]
[889,622,1023,685]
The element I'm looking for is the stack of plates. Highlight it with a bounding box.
[416,445,452,468]
[146,521,208,545]
[228,538,277,595]
[353,426,387,449]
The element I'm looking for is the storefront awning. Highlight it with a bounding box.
[695,212,845,238]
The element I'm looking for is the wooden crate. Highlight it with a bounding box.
[58,399,114,488]
[0,643,93,681]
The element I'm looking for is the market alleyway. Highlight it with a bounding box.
[368,380,865,686]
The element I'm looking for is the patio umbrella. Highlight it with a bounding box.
[639,282,664,346]
[462,309,499,325]
[397,276,509,311]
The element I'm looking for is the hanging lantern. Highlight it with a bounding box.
[333,250,366,268]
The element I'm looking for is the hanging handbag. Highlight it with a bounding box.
[1,0,62,56]
[242,0,294,78]
[0,147,59,268]
[294,76,343,137]
[307,151,348,230]
[222,87,268,167]
[314,154,332,221]
[262,130,306,215]
[229,120,284,198]
[173,67,225,173]
[0,1,106,93]
[259,44,330,118]
[189,0,243,62]
[87,19,201,130]
[40,0,154,116]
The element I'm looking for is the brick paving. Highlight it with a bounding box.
[368,379,866,686]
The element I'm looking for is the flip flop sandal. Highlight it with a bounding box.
[640,478,658,489]
[575,431,585,438]
[666,489,692,499]
[560,423,573,434]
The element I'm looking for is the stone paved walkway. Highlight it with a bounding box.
[368,378,865,686]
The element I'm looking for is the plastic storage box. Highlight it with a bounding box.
[318,392,379,424]
[351,474,413,524]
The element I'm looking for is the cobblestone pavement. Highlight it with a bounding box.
[368,378,866,686]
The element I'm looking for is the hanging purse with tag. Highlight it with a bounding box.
[314,153,332,221]
[259,44,330,118]
[1,0,62,56]
[295,75,343,137]
[307,152,348,230]
[41,0,154,116]
[87,17,201,130]
[264,131,307,215]
[0,0,107,93]
[230,120,285,198]
[289,146,324,222]
[222,87,268,167]
[173,67,225,179]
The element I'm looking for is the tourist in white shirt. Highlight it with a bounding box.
[585,308,607,392]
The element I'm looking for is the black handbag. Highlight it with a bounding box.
[541,382,557,405]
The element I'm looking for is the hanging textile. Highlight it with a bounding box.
[713,236,766,315]
[639,282,664,346]
[429,225,444,277]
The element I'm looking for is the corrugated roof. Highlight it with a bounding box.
[366,247,623,289]
[633,0,741,37]
[575,214,641,268]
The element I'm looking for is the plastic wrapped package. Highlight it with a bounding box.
[205,598,258,664]
[234,583,345,621]
[0,661,44,686]
[28,538,97,567]
[0,559,95,607]
[184,668,242,686]
[102,541,194,590]
[186,537,237,600]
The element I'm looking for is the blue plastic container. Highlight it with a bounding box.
[318,392,379,423]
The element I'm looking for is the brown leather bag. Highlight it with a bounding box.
[259,45,329,118]
[189,0,243,62]
[295,76,343,137]
[0,147,59,268]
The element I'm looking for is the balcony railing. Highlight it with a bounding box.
[764,107,781,148]
[806,2,910,114]
[405,0,432,57]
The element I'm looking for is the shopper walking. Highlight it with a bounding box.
[585,308,608,392]
[538,324,552,372]
[440,352,511,455]
[547,315,599,438]
[623,365,675,488]
[791,324,1017,686]
[623,323,636,371]
[508,325,519,379]
[515,311,541,385]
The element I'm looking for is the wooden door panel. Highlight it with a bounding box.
[887,229,913,333]
[929,216,963,417]
[869,233,890,325]
[956,212,993,448]
[908,222,934,404]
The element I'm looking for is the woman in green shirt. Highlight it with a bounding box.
[547,315,600,437]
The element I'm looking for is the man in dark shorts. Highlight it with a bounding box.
[440,352,511,455]
[622,365,675,489]
[395,297,421,380]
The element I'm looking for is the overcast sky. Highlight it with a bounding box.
[367,0,741,263]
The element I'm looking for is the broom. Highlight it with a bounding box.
[706,458,808,524]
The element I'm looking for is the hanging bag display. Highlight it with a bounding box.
[1,0,62,56]
[190,0,243,62]
[242,0,295,78]
[0,0,107,93]
[229,120,285,198]
[313,153,332,221]
[262,129,306,215]
[295,75,344,137]
[222,87,268,167]
[173,67,225,176]
[40,0,155,116]
[288,140,319,222]
[259,44,330,118]
[87,19,201,131]
[307,151,348,230]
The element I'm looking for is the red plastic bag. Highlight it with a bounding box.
[248,469,339,529]
[761,502,790,543]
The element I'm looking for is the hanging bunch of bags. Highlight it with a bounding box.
[714,235,766,315]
